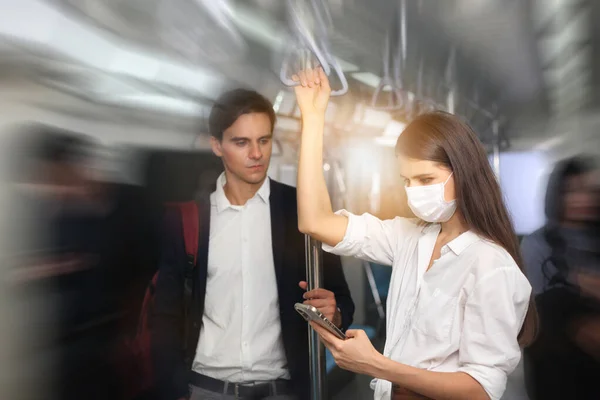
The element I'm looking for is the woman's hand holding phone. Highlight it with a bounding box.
[309,322,383,377]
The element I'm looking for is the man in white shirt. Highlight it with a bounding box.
[152,89,355,400]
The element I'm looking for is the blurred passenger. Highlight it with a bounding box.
[7,126,154,400]
[521,156,600,400]
[151,89,355,400]
[292,67,537,400]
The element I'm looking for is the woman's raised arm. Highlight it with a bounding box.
[294,67,348,247]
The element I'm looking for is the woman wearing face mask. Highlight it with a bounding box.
[293,67,538,400]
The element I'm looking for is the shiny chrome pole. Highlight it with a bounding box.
[492,119,501,182]
[305,234,326,400]
[446,87,456,114]
[444,46,456,114]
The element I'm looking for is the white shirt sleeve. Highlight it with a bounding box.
[322,209,417,266]
[457,267,532,400]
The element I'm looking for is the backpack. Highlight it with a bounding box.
[120,201,200,399]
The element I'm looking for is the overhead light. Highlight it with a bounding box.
[374,136,398,147]
[383,120,407,137]
[102,94,204,116]
[272,90,285,113]
[353,104,391,128]
[374,120,406,147]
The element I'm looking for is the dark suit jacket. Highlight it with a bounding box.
[152,180,355,400]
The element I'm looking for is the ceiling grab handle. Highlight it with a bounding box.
[280,48,318,86]
[370,33,404,110]
[414,53,436,116]
[279,51,298,87]
[279,0,348,96]
[280,0,331,86]
[310,0,347,96]
[280,0,331,87]
[329,56,349,96]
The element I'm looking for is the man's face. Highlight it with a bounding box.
[210,112,273,185]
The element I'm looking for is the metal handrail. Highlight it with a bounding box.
[304,234,327,400]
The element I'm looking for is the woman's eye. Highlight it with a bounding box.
[421,178,433,184]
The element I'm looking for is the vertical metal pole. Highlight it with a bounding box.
[492,119,501,182]
[444,47,456,114]
[446,87,456,114]
[305,234,326,400]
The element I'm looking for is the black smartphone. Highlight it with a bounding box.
[294,303,346,340]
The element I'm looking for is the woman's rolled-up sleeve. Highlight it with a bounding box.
[322,209,416,267]
[457,267,532,400]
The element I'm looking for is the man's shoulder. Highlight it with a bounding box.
[269,179,297,199]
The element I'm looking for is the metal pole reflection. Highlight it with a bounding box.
[305,234,326,400]
[492,119,501,182]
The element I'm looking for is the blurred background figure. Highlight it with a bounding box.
[522,155,600,400]
[4,125,156,400]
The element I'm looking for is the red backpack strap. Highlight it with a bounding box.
[163,201,200,265]
[166,200,200,357]
[178,201,200,265]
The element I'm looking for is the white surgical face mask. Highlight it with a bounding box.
[405,172,457,223]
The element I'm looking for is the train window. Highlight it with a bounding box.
[490,151,549,235]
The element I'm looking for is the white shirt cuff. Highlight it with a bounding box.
[321,209,363,255]
[457,364,507,400]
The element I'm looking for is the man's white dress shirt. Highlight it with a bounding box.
[192,173,289,382]
[323,211,531,400]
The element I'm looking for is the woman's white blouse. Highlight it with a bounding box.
[323,211,531,400]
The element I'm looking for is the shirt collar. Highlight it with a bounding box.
[424,224,481,255]
[213,172,270,213]
[446,231,481,255]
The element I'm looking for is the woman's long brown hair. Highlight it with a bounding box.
[395,111,539,347]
